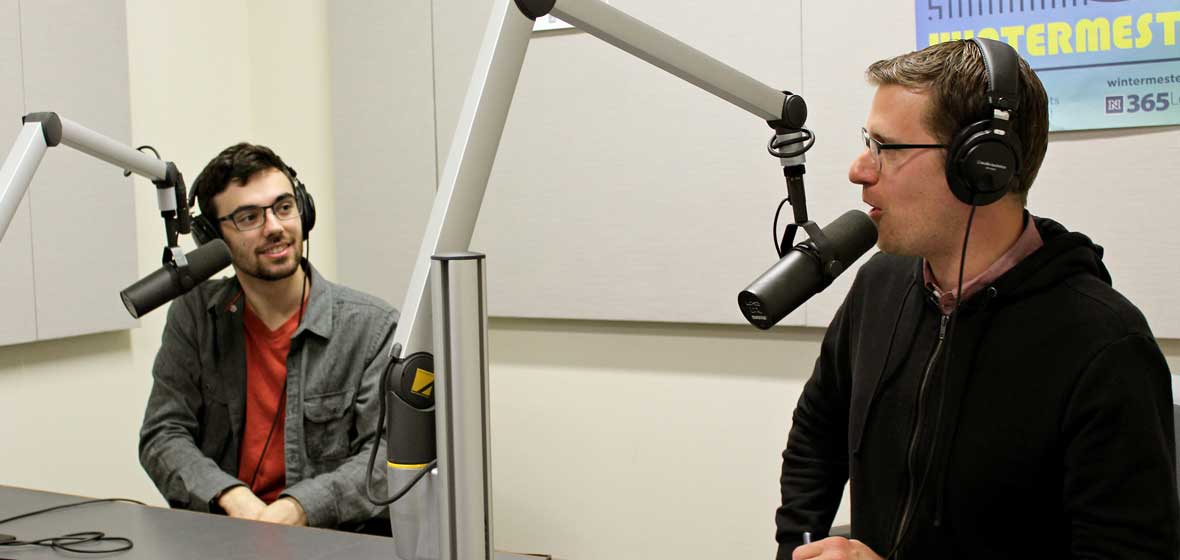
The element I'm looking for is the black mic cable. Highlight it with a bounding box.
[244,238,311,496]
[886,200,978,559]
[245,378,288,494]
[0,499,144,554]
[363,355,438,507]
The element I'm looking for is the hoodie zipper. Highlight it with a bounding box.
[890,313,950,559]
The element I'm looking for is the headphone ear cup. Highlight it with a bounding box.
[295,183,316,238]
[190,214,220,246]
[945,120,1021,206]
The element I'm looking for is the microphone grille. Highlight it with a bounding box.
[822,210,877,264]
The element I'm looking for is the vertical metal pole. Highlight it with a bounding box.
[385,0,530,554]
[431,252,493,560]
[388,464,439,560]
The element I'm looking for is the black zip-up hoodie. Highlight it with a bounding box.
[776,216,1179,559]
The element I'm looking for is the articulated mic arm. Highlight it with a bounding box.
[383,0,815,419]
[0,111,231,318]
[374,1,834,559]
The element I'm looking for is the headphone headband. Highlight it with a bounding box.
[973,38,1021,113]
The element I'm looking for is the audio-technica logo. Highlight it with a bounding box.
[977,160,1010,171]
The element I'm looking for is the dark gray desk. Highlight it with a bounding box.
[0,486,542,559]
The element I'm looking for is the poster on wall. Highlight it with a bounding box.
[916,0,1180,131]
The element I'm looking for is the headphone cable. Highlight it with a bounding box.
[244,237,311,496]
[886,201,977,558]
[364,356,439,506]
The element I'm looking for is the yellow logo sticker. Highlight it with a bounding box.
[411,368,434,398]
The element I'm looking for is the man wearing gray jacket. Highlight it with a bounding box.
[139,143,396,532]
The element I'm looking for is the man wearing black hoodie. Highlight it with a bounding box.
[776,40,1179,559]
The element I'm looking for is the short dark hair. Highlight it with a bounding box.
[865,40,1049,204]
[192,143,292,218]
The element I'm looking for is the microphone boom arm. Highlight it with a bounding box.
[545,0,836,287]
[389,0,814,366]
[0,111,199,316]
[380,0,826,558]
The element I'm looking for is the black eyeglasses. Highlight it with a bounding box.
[860,127,947,173]
[217,194,300,232]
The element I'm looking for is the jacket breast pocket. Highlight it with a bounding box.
[303,390,355,460]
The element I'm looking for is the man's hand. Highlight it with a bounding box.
[217,486,266,520]
[257,496,308,526]
[793,536,883,560]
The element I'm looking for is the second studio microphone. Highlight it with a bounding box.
[120,238,233,319]
[738,210,877,329]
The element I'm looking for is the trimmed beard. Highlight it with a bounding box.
[241,242,302,282]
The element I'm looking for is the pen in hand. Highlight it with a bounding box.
[803,531,811,544]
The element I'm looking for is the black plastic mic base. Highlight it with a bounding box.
[386,352,437,466]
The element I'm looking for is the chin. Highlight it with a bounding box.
[875,236,917,258]
[874,230,897,254]
[254,259,301,282]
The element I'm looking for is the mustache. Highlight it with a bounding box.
[256,235,297,254]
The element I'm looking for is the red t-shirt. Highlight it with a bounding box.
[236,304,301,503]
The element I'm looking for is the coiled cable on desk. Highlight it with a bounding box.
[0,498,143,554]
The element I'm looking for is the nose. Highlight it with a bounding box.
[261,207,285,236]
[848,148,878,188]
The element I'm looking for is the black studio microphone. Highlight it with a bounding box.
[738,210,877,329]
[120,239,233,318]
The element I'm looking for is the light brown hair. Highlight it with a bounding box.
[866,40,1049,204]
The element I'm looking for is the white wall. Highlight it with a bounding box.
[0,3,1177,560]
[487,319,830,559]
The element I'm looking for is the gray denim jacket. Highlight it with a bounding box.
[138,263,397,528]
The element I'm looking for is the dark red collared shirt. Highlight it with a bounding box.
[923,214,1044,314]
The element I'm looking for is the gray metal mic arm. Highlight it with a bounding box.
[378,1,813,559]
[528,0,805,127]
[385,0,809,382]
[388,0,810,359]
[0,111,197,314]
[0,112,190,239]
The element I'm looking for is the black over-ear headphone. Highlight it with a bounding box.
[945,37,1024,206]
[189,165,317,246]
